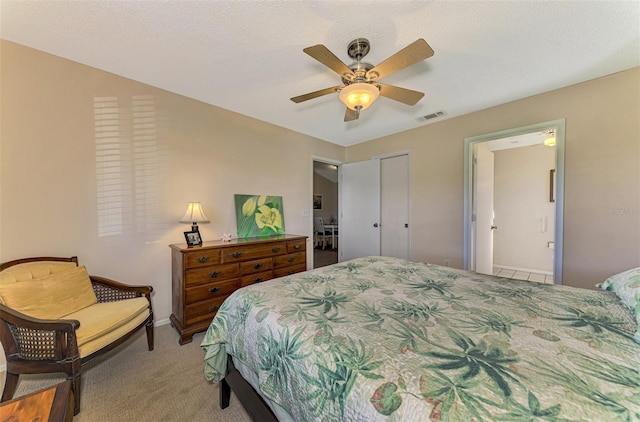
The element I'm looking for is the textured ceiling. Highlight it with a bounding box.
[1,1,639,146]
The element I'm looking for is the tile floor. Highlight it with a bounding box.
[493,267,554,284]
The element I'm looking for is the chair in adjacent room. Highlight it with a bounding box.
[313,217,332,249]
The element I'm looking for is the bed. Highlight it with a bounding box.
[201,256,640,421]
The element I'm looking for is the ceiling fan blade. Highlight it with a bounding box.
[303,44,354,78]
[366,39,434,80]
[377,83,424,106]
[290,86,343,103]
[344,107,359,122]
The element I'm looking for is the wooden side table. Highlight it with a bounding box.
[0,380,73,422]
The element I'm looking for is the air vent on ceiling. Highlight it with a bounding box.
[416,110,447,122]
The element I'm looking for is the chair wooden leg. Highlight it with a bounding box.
[146,321,155,351]
[68,373,81,415]
[1,372,19,402]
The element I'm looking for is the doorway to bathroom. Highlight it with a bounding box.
[464,119,565,284]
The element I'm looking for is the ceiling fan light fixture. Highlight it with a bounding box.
[339,82,379,111]
[293,38,433,121]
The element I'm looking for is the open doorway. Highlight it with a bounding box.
[483,135,556,282]
[464,119,565,284]
[312,159,339,268]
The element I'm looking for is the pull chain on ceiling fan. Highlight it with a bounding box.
[291,38,434,122]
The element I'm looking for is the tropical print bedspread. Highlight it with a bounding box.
[202,256,640,421]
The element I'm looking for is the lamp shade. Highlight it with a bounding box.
[339,82,380,111]
[180,202,209,224]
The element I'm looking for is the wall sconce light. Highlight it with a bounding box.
[180,202,209,233]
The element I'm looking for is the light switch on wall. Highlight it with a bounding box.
[302,209,309,217]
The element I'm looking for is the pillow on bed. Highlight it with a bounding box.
[598,267,640,343]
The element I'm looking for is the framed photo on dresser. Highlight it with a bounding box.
[184,230,202,247]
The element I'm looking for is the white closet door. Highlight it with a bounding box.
[380,154,410,259]
[339,159,380,261]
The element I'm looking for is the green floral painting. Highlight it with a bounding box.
[234,194,285,238]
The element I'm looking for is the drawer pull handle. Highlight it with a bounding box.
[253,263,263,269]
[253,277,262,283]
[294,244,301,249]
[209,271,221,278]
[197,256,210,263]
[208,306,220,313]
[288,257,295,262]
[231,252,242,258]
[272,247,280,252]
[208,287,220,294]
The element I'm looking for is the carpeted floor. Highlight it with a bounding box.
[313,247,338,268]
[1,324,251,421]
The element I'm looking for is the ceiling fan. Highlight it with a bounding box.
[291,38,434,122]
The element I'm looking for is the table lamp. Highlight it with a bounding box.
[180,202,209,234]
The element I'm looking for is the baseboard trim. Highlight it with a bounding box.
[155,318,170,327]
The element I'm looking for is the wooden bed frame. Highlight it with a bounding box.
[219,354,278,421]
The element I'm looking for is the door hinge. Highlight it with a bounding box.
[471,214,477,222]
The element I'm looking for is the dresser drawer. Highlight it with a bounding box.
[273,251,306,268]
[221,242,286,263]
[185,278,239,304]
[185,296,229,325]
[273,263,307,278]
[286,239,306,253]
[184,250,221,268]
[185,263,239,286]
[240,258,273,275]
[240,270,273,287]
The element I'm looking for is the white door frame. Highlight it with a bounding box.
[310,155,343,268]
[463,119,566,284]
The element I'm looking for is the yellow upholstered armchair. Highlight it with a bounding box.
[0,256,154,415]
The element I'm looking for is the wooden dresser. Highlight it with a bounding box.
[169,234,307,344]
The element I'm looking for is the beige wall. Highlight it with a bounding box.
[347,67,640,290]
[0,41,344,325]
[493,144,556,273]
[313,174,338,223]
[1,38,638,321]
